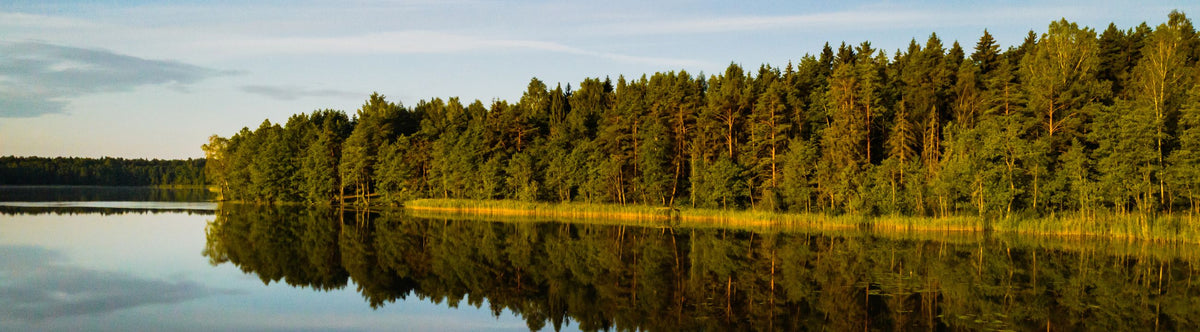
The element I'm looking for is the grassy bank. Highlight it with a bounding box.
[404,199,1200,243]
[153,184,210,189]
[405,198,992,231]
[991,212,1200,243]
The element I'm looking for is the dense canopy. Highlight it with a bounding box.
[207,12,1200,219]
[0,156,205,186]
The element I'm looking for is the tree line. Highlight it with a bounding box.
[205,12,1200,218]
[0,156,206,186]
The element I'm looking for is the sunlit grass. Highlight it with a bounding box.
[403,199,1200,243]
[405,199,669,223]
[993,212,1200,243]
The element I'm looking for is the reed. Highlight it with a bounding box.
[993,212,1200,243]
[405,199,668,224]
[403,199,1200,243]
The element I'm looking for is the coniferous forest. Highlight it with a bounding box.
[205,12,1200,220]
[0,156,206,186]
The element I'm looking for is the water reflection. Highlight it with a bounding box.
[205,204,1200,331]
[0,186,214,202]
[0,203,216,216]
[0,245,237,321]
[0,186,217,215]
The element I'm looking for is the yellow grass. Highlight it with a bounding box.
[404,199,1200,243]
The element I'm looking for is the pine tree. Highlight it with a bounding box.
[1168,83,1200,214]
[818,62,869,212]
[750,78,792,210]
[339,93,406,206]
[972,29,1001,76]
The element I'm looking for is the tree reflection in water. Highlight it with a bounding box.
[204,204,1200,331]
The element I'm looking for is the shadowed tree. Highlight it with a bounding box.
[339,93,407,206]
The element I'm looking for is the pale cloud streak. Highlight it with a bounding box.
[3,9,714,69]
[0,11,102,30]
[598,11,935,35]
[194,30,714,67]
[591,7,1087,36]
[240,85,361,101]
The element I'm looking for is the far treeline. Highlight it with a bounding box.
[0,156,206,186]
[205,12,1200,219]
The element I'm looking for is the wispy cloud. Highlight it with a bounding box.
[0,11,101,30]
[592,7,1076,36]
[0,42,235,117]
[196,30,714,67]
[2,10,712,69]
[240,85,361,101]
[598,11,931,35]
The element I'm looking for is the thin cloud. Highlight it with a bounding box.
[198,30,713,68]
[241,85,361,101]
[0,245,240,321]
[0,41,235,117]
[0,11,101,30]
[593,7,1078,36]
[3,10,712,69]
[601,11,932,35]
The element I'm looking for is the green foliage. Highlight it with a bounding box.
[250,121,298,202]
[779,138,818,213]
[297,110,352,204]
[693,156,747,209]
[1020,19,1108,148]
[1092,101,1158,213]
[374,138,423,206]
[203,13,1200,222]
[0,156,205,186]
[1168,84,1200,214]
[506,152,541,202]
[339,93,410,205]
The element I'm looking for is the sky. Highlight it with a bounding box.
[1,0,1196,159]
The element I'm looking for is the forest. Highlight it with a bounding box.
[204,12,1200,220]
[0,156,206,186]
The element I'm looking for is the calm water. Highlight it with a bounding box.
[0,188,530,331]
[3,187,1200,331]
[0,186,215,202]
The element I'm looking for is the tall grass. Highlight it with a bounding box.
[403,199,1200,243]
[405,199,671,224]
[993,212,1200,243]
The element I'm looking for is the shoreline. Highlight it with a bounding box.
[403,198,1200,243]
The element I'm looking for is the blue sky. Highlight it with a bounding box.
[1,0,1196,159]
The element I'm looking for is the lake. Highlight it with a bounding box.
[3,187,1199,331]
